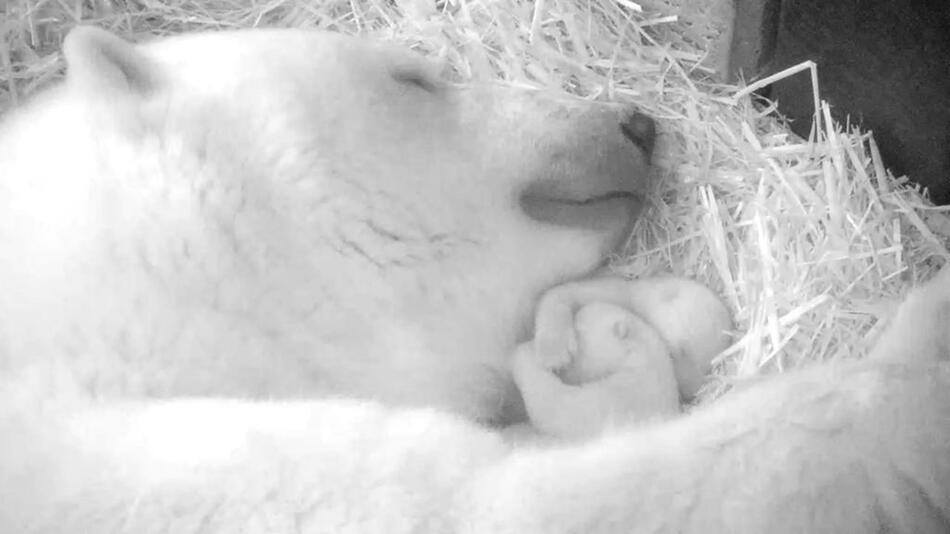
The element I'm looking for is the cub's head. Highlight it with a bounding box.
[0,27,655,422]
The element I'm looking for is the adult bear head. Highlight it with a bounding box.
[0,27,655,423]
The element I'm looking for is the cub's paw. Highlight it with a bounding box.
[532,326,577,371]
[511,341,558,388]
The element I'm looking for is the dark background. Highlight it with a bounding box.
[732,0,950,204]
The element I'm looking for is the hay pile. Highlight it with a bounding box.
[3,0,948,401]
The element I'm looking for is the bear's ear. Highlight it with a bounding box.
[63,26,159,95]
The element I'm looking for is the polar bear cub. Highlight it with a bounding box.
[514,276,732,438]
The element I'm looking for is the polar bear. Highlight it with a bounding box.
[529,275,735,400]
[513,276,733,439]
[513,300,682,439]
[1,27,949,534]
[0,26,655,424]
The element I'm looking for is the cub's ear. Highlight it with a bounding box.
[63,26,159,94]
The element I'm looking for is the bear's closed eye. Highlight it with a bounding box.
[391,67,442,94]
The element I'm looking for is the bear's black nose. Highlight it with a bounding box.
[620,111,656,155]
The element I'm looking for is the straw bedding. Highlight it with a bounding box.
[2,0,948,402]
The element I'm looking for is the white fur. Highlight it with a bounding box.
[0,27,647,422]
[514,299,682,439]
[1,27,948,533]
[531,275,735,400]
